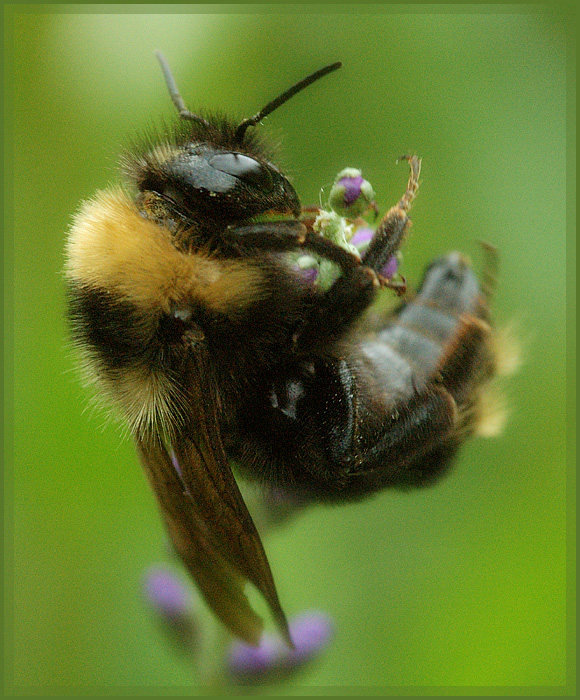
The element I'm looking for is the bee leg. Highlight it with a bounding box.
[224,220,360,272]
[362,155,421,274]
[339,385,459,493]
[479,240,499,302]
[224,219,380,351]
[291,253,489,497]
[292,157,421,352]
[263,361,459,500]
[293,264,382,352]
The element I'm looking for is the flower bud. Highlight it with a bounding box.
[143,566,198,656]
[285,611,334,666]
[329,168,376,218]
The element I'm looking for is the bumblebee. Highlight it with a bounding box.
[65,54,508,646]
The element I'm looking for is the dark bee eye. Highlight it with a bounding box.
[208,153,273,188]
[136,145,300,228]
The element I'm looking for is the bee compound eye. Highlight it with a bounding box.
[208,153,273,188]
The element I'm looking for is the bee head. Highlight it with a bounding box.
[124,55,341,244]
[128,134,301,236]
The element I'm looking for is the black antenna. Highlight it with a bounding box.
[154,50,210,126]
[235,61,342,142]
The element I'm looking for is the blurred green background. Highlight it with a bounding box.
[7,6,571,694]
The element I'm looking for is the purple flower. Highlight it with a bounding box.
[228,635,281,681]
[143,566,197,655]
[286,612,334,664]
[227,611,334,684]
[144,566,191,618]
[349,226,374,251]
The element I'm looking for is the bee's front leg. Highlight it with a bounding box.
[292,156,421,353]
[362,155,420,272]
[223,220,361,272]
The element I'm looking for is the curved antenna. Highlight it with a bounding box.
[235,61,342,142]
[154,50,210,127]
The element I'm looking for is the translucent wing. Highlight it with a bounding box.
[135,349,290,647]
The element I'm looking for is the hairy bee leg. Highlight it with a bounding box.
[280,252,494,497]
[224,220,361,272]
[293,265,381,351]
[344,385,458,485]
[362,155,421,273]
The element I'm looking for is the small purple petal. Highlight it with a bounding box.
[228,636,282,680]
[338,174,364,205]
[144,566,191,618]
[350,226,374,248]
[227,610,334,684]
[381,255,399,279]
[287,611,334,665]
